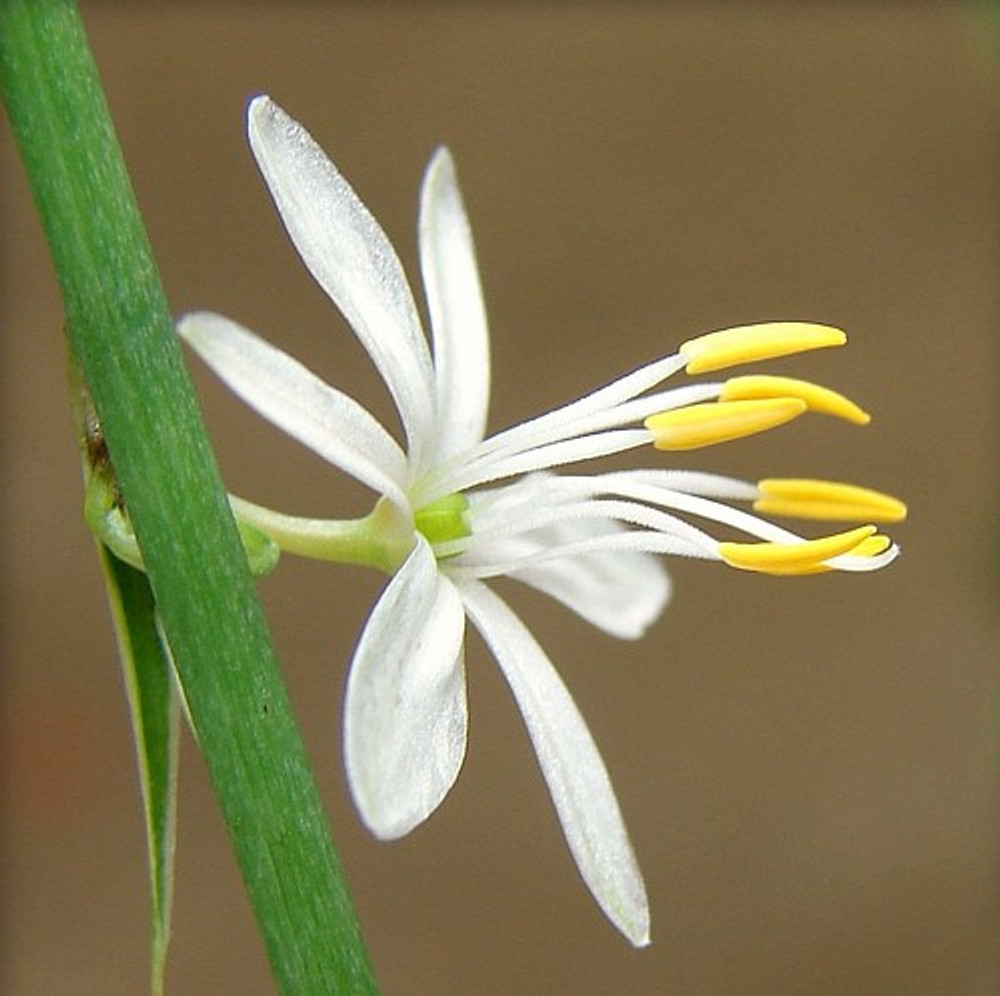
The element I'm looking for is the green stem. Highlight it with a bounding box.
[231,495,415,572]
[0,2,378,992]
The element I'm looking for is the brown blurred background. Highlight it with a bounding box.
[3,4,998,994]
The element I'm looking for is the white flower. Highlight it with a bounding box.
[178,95,905,946]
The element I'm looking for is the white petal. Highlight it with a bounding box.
[178,312,410,514]
[457,478,671,637]
[419,147,491,466]
[459,580,650,946]
[247,96,436,462]
[512,544,670,640]
[344,537,467,839]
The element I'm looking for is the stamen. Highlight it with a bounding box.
[679,322,846,374]
[852,534,892,557]
[754,479,908,523]
[737,533,895,576]
[718,524,877,574]
[720,375,870,425]
[645,398,806,451]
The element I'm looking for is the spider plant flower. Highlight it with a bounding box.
[177,96,906,946]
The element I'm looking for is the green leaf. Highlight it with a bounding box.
[0,2,379,992]
[98,546,179,996]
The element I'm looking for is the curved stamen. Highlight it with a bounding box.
[448,496,719,560]
[719,524,878,574]
[421,382,720,502]
[421,428,653,501]
[446,530,715,580]
[720,375,871,425]
[417,353,690,500]
[557,473,806,543]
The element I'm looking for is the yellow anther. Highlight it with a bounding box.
[645,398,806,451]
[853,533,892,558]
[754,479,908,523]
[748,533,894,575]
[719,524,877,574]
[679,322,846,375]
[720,375,870,425]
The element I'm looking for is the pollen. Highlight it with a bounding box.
[679,322,846,375]
[645,398,806,451]
[720,375,870,425]
[718,524,878,574]
[754,479,908,523]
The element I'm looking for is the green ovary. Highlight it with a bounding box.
[414,493,472,545]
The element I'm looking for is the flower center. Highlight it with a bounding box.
[414,493,472,546]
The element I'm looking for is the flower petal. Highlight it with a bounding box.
[459,580,650,946]
[456,478,670,637]
[512,542,670,640]
[344,537,467,839]
[247,96,435,462]
[178,311,411,514]
[419,147,491,466]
